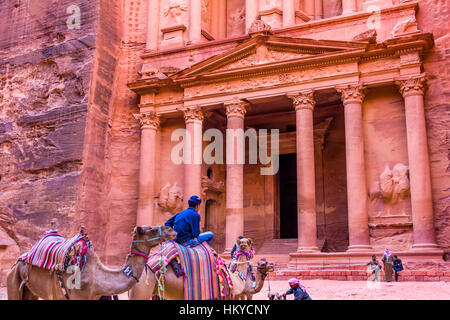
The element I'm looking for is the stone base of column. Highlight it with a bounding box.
[296,246,320,253]
[346,244,373,252]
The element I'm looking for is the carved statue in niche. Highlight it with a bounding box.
[369,163,410,205]
[157,182,184,214]
[162,0,188,27]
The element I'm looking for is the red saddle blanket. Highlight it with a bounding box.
[147,240,232,300]
[18,230,91,271]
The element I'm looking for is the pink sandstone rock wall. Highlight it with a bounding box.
[74,0,126,266]
[416,0,450,258]
[0,0,99,285]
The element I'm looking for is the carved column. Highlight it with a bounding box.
[224,101,248,253]
[183,106,204,207]
[342,0,356,15]
[396,74,439,250]
[314,0,323,20]
[134,111,160,225]
[336,84,372,252]
[146,0,160,50]
[304,0,315,19]
[212,0,227,39]
[288,91,319,253]
[283,0,296,27]
[189,0,203,44]
[245,0,259,33]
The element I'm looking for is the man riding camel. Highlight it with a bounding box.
[165,195,213,247]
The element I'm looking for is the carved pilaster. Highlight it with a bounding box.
[183,106,204,123]
[336,84,367,106]
[396,73,427,98]
[288,90,315,111]
[134,111,160,130]
[224,100,249,119]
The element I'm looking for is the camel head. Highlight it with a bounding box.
[256,259,274,275]
[237,237,252,251]
[131,225,177,253]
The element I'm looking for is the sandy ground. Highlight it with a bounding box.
[2,279,450,300]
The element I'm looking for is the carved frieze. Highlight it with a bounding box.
[183,63,356,99]
[220,48,311,71]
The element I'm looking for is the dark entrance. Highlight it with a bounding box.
[279,153,298,238]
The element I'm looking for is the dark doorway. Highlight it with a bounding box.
[279,153,298,238]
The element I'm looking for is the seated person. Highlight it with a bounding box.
[165,195,213,247]
[392,255,404,282]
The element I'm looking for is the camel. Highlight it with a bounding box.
[233,259,274,300]
[7,225,176,300]
[128,250,232,300]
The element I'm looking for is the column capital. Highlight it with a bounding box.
[183,106,204,123]
[134,111,160,130]
[224,100,249,119]
[336,84,367,106]
[287,90,315,111]
[395,73,427,98]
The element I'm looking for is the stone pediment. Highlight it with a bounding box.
[172,35,368,86]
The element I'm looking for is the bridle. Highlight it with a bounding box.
[126,226,164,282]
[131,226,163,245]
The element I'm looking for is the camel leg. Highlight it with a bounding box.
[22,286,39,300]
[128,269,156,300]
[6,264,22,300]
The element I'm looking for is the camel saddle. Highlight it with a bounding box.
[147,240,232,300]
[18,229,91,272]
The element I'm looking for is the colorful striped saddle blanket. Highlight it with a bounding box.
[18,230,91,271]
[147,240,229,300]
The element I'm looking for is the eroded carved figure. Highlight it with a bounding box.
[369,163,410,204]
[391,16,418,38]
[162,0,188,27]
[157,182,184,214]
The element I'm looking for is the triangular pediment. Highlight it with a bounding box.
[172,35,368,85]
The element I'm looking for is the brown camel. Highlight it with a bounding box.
[129,237,259,300]
[6,225,176,300]
[234,259,275,300]
[128,257,232,300]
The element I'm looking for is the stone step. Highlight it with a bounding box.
[257,238,297,254]
[271,269,450,282]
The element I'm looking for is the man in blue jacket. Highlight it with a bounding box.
[165,195,213,247]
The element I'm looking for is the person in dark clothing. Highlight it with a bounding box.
[392,255,403,282]
[164,195,213,247]
[230,236,244,259]
[283,278,312,300]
